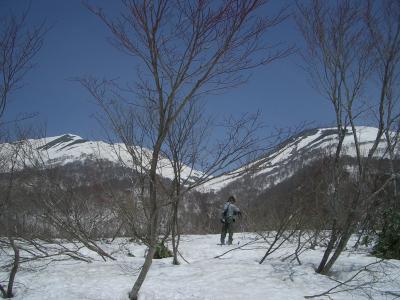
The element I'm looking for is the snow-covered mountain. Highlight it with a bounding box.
[200,126,396,192]
[0,133,203,182]
[1,126,395,193]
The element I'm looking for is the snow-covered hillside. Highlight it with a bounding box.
[0,134,203,182]
[201,126,395,191]
[1,126,395,192]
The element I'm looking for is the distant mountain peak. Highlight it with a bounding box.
[1,133,203,184]
[37,134,87,151]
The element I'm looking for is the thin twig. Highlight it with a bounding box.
[214,237,261,259]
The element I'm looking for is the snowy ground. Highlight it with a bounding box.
[1,233,399,300]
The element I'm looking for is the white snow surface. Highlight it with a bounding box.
[2,234,399,300]
[200,126,395,191]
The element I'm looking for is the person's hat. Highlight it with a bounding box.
[228,195,236,203]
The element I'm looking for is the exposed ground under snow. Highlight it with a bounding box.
[2,234,399,300]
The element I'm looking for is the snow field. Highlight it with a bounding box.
[1,234,399,300]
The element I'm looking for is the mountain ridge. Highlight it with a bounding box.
[0,133,203,182]
[199,126,394,192]
[1,126,395,192]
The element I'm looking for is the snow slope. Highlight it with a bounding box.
[200,126,395,191]
[0,134,203,182]
[3,234,399,300]
[1,126,394,191]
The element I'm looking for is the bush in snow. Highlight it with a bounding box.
[153,242,173,259]
[373,209,400,260]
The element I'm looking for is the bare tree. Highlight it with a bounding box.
[0,131,26,298]
[297,0,371,275]
[164,102,272,264]
[366,0,400,207]
[359,0,400,259]
[0,128,114,298]
[82,0,292,298]
[297,0,400,275]
[0,8,46,296]
[163,101,208,264]
[0,9,46,123]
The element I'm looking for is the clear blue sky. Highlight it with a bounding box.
[2,0,334,141]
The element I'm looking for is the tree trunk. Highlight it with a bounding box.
[319,193,360,274]
[128,246,156,300]
[317,127,344,274]
[6,237,20,298]
[320,231,351,275]
[0,283,6,298]
[129,141,162,299]
[171,196,180,265]
[171,222,179,265]
[316,220,338,274]
[385,130,398,209]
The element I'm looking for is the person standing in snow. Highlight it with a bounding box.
[220,195,241,245]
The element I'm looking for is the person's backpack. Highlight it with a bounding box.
[220,203,230,223]
[223,203,230,218]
